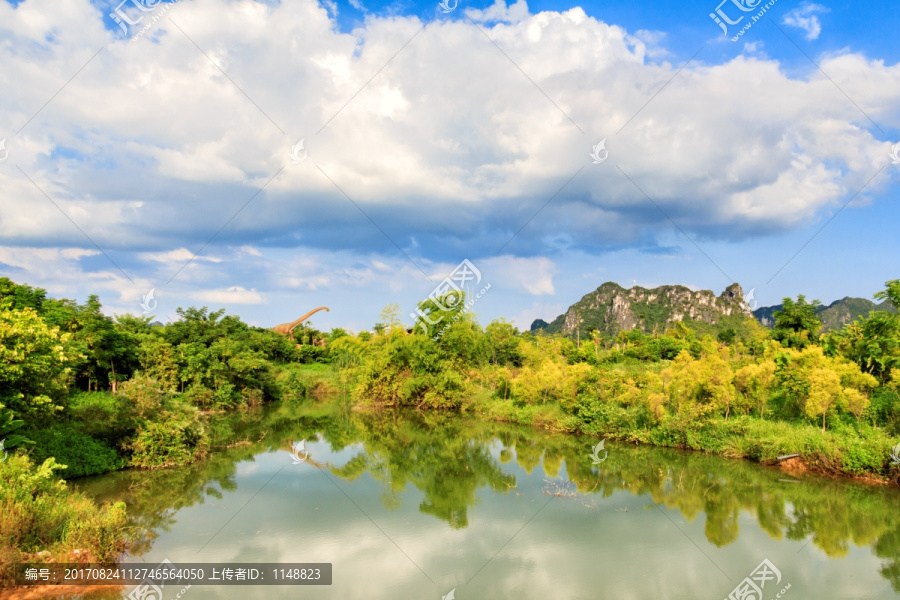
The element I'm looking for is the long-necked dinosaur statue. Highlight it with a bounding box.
[272,307,330,339]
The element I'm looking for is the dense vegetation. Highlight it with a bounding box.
[0,278,334,577]
[339,283,900,478]
[1,276,899,581]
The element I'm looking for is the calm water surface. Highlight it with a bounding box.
[66,399,900,599]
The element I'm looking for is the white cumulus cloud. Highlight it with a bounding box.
[782,2,829,41]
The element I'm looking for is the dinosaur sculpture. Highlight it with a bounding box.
[272,307,330,339]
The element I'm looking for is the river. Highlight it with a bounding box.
[65,398,900,599]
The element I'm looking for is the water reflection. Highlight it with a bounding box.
[76,398,900,595]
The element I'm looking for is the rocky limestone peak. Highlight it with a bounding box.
[722,283,745,303]
[531,281,752,337]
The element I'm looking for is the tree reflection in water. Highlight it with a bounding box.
[76,398,900,591]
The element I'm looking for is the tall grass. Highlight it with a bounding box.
[0,454,128,587]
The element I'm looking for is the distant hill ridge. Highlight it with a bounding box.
[753,296,896,332]
[531,282,749,338]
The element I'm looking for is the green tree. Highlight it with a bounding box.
[665,350,736,419]
[0,277,47,312]
[353,333,465,408]
[773,295,822,349]
[328,328,350,343]
[439,319,486,367]
[76,295,139,392]
[485,320,522,366]
[163,307,235,347]
[138,337,179,391]
[775,346,877,429]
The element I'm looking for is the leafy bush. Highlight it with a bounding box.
[277,366,312,402]
[0,454,127,587]
[211,381,238,409]
[0,403,31,451]
[329,336,370,369]
[117,375,209,468]
[25,423,124,478]
[68,391,137,448]
[297,345,329,364]
[182,384,215,407]
[241,387,264,407]
[869,387,900,435]
[353,333,468,407]
[127,408,208,468]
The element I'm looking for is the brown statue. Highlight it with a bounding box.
[272,307,330,339]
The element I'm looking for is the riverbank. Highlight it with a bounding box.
[0,455,128,590]
[0,584,122,600]
[467,390,899,484]
[325,348,900,485]
[332,315,900,484]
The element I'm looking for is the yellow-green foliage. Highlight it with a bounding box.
[517,337,566,369]
[0,306,73,415]
[776,346,878,430]
[0,454,127,586]
[507,338,593,408]
[663,351,736,419]
[734,360,776,418]
[329,335,370,369]
[495,330,883,437]
[511,361,593,408]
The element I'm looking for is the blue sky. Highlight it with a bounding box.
[1,0,898,332]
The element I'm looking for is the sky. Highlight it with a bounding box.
[0,0,898,333]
